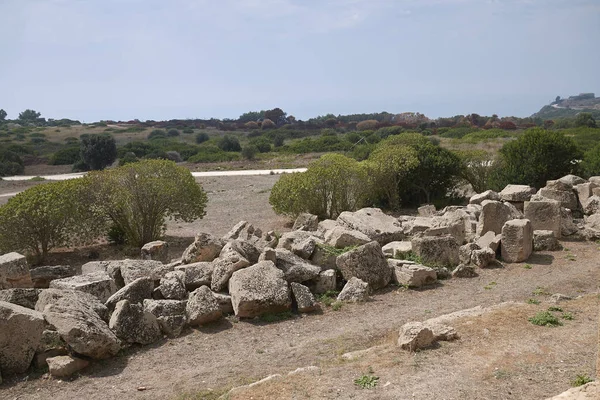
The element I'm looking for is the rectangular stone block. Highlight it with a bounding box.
[0,252,32,289]
[524,200,561,238]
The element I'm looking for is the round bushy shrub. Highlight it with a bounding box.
[218,135,241,152]
[195,132,209,144]
[49,146,81,165]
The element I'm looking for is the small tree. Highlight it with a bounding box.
[196,132,209,144]
[241,145,258,160]
[581,143,600,177]
[356,120,378,131]
[18,109,41,123]
[575,112,597,128]
[80,134,117,170]
[218,135,241,152]
[83,160,207,247]
[269,154,370,219]
[499,128,582,188]
[0,109,6,121]
[456,150,503,193]
[261,118,276,130]
[0,150,24,176]
[0,179,103,263]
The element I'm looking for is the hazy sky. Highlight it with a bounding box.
[1,0,599,122]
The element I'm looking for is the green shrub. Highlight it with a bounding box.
[83,160,207,247]
[187,146,240,163]
[218,135,241,152]
[439,126,479,139]
[456,150,504,192]
[80,134,117,170]
[0,179,103,263]
[580,143,600,177]
[356,120,378,131]
[377,126,404,138]
[30,137,47,144]
[148,129,167,140]
[528,311,562,327]
[167,129,180,137]
[182,127,194,134]
[261,118,275,130]
[49,146,81,165]
[269,153,370,219]
[498,128,582,188]
[571,374,593,387]
[28,132,46,138]
[119,152,139,166]
[0,150,24,176]
[460,128,515,142]
[195,132,209,144]
[241,145,258,160]
[249,137,272,153]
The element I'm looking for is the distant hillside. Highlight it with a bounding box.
[532,93,600,119]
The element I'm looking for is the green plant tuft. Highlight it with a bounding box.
[354,374,379,389]
[528,311,563,327]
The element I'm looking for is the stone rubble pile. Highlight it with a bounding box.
[1,174,599,381]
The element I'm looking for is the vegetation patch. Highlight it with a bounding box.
[528,311,562,327]
[354,374,379,389]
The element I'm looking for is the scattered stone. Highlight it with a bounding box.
[533,230,561,251]
[459,243,479,265]
[549,293,573,303]
[310,269,337,294]
[337,208,404,244]
[336,241,391,290]
[538,187,579,210]
[30,265,77,288]
[0,288,41,309]
[292,213,319,231]
[477,200,513,236]
[41,294,120,359]
[181,233,224,264]
[397,322,435,352]
[411,234,460,268]
[390,260,436,288]
[212,292,234,314]
[49,272,117,303]
[337,277,369,302]
[558,174,586,187]
[36,288,109,322]
[290,282,318,313]
[258,247,277,263]
[47,355,89,378]
[575,182,597,207]
[469,190,501,205]
[228,261,291,318]
[524,200,561,238]
[158,270,187,300]
[220,240,260,264]
[324,226,371,248]
[0,252,32,290]
[499,184,536,202]
[476,231,501,253]
[317,219,339,237]
[583,195,600,215]
[418,204,436,217]
[186,286,223,326]
[426,323,459,341]
[274,249,321,283]
[210,253,251,292]
[34,330,68,368]
[561,208,580,236]
[109,300,161,345]
[471,247,496,268]
[141,240,169,263]
[105,277,154,311]
[501,219,533,263]
[0,301,45,375]
[119,259,173,286]
[382,241,413,258]
[174,262,214,291]
[143,299,187,337]
[452,264,477,278]
[288,366,322,376]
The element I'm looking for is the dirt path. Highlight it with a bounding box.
[3,241,598,400]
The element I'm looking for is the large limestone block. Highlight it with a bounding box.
[524,200,561,238]
[575,182,597,207]
[499,184,535,202]
[49,272,117,303]
[181,233,224,264]
[274,249,321,283]
[0,301,45,375]
[382,241,413,258]
[158,270,187,300]
[310,269,336,294]
[335,241,391,290]
[36,288,109,321]
[0,288,41,309]
[228,261,291,318]
[105,277,154,311]
[290,282,318,313]
[538,187,578,210]
[336,277,369,302]
[41,294,120,359]
[30,265,76,289]
[469,190,501,205]
[390,260,436,288]
[336,208,404,245]
[477,200,513,236]
[0,252,32,289]
[583,195,600,215]
[140,240,169,263]
[210,252,250,292]
[324,227,371,248]
[109,300,161,345]
[119,259,173,286]
[144,299,187,337]
[186,286,222,326]
[501,219,533,263]
[411,235,460,268]
[292,213,319,231]
[175,262,214,290]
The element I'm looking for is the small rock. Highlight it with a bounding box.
[186,286,222,326]
[337,277,369,302]
[290,282,318,313]
[398,322,435,351]
[141,240,169,263]
[47,355,89,378]
[452,264,477,278]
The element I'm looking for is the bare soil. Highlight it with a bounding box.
[1,175,599,400]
